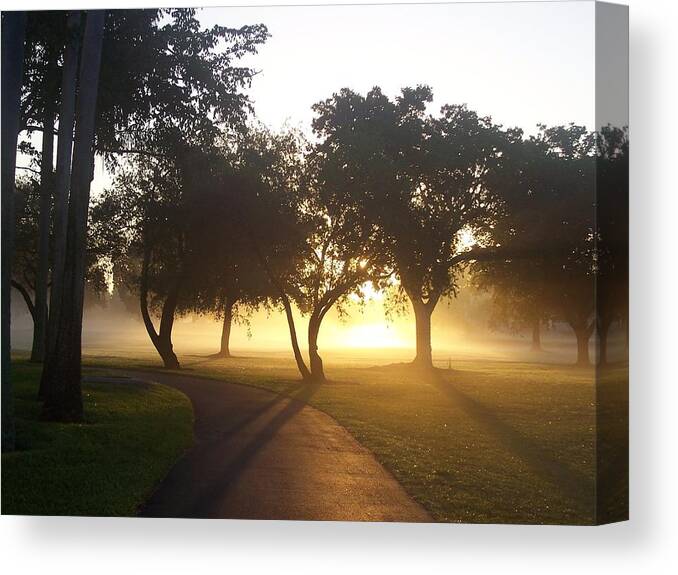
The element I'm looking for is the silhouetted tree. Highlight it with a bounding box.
[595,125,628,364]
[93,148,190,369]
[231,127,314,380]
[19,12,66,361]
[480,124,596,365]
[42,12,81,395]
[2,10,28,451]
[312,87,506,369]
[184,183,272,359]
[42,11,106,421]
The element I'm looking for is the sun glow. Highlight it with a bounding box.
[341,322,406,349]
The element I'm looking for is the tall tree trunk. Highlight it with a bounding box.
[139,246,181,370]
[31,53,58,362]
[575,330,590,366]
[412,300,434,369]
[531,318,542,351]
[40,12,82,398]
[216,297,234,358]
[308,310,325,382]
[1,11,28,451]
[42,11,105,422]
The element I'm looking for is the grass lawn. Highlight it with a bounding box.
[1,361,193,516]
[81,349,628,525]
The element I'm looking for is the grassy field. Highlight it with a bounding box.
[1,361,193,516]
[79,348,628,524]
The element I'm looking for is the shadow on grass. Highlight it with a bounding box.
[421,366,594,507]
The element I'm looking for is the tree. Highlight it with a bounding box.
[93,149,189,369]
[42,11,106,421]
[20,12,67,362]
[2,10,28,451]
[471,132,556,352]
[312,87,506,370]
[537,125,597,366]
[484,125,596,365]
[184,192,271,359]
[595,126,628,365]
[227,125,385,382]
[214,127,312,379]
[42,11,81,397]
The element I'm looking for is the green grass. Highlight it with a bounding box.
[80,349,628,525]
[1,361,193,516]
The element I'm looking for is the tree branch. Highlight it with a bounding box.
[16,165,41,176]
[11,279,36,321]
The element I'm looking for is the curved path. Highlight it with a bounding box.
[112,370,431,522]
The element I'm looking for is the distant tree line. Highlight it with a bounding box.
[1,9,628,451]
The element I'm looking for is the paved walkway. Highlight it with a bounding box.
[112,370,431,522]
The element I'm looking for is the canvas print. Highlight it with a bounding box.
[1,1,628,524]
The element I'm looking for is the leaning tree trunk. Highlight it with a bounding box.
[254,248,312,381]
[531,318,542,351]
[308,310,326,382]
[216,297,235,358]
[1,11,27,451]
[280,295,312,381]
[42,11,105,422]
[10,280,36,326]
[40,12,82,398]
[139,246,181,370]
[31,52,58,363]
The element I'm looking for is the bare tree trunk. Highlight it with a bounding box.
[40,12,81,398]
[216,297,234,358]
[157,282,181,370]
[1,11,27,451]
[31,53,58,362]
[531,318,542,351]
[280,296,312,381]
[571,322,594,366]
[308,310,325,382]
[412,300,434,369]
[42,11,105,422]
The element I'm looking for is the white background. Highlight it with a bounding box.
[1,0,676,573]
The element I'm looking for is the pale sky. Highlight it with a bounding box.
[199,1,595,135]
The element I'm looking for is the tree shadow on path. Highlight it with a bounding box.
[140,375,322,518]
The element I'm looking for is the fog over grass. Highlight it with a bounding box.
[11,284,627,367]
